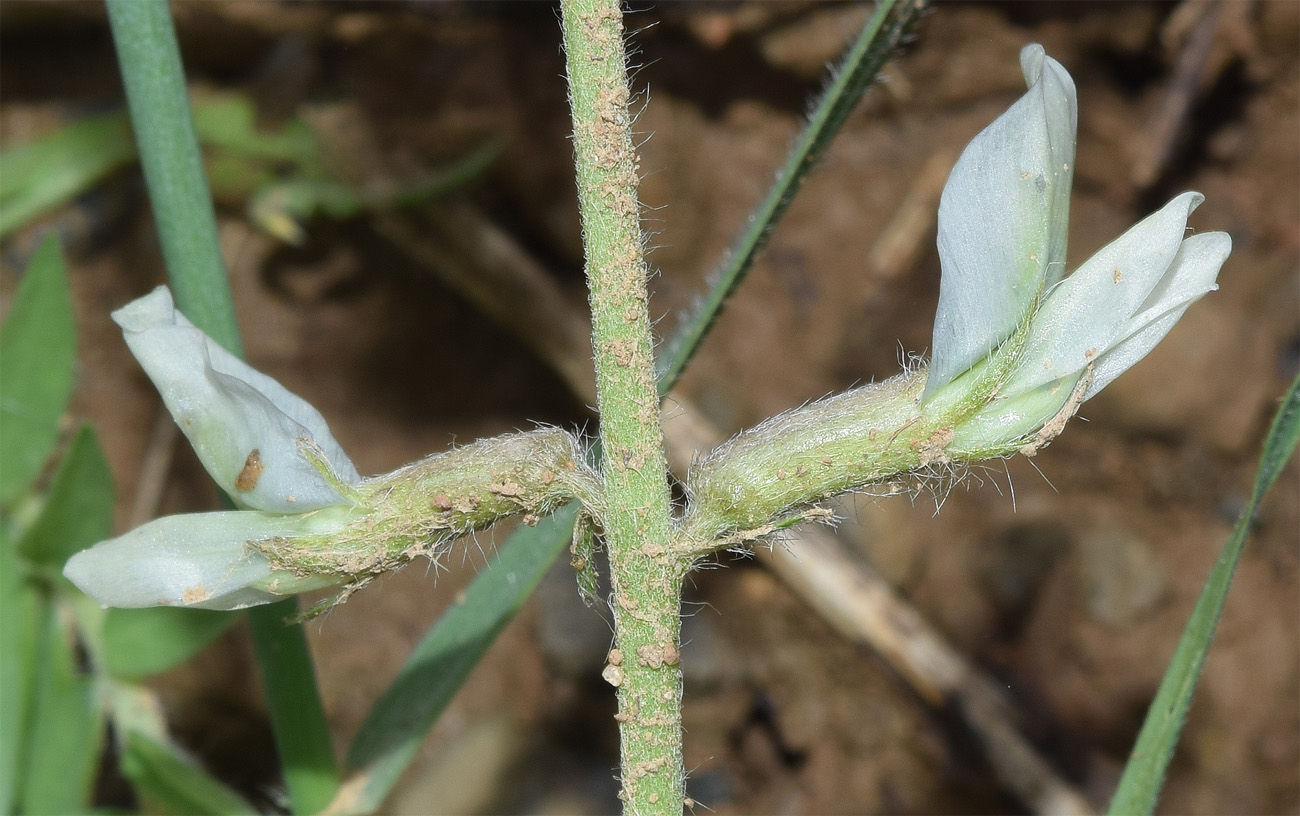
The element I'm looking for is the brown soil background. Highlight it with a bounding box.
[2,1,1297,814]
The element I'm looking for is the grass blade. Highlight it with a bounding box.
[0,529,40,814]
[331,504,578,815]
[8,428,115,813]
[1108,370,1300,814]
[18,425,114,567]
[249,601,339,815]
[105,0,241,354]
[656,0,928,395]
[18,600,106,815]
[106,1,338,810]
[121,732,259,816]
[0,112,136,240]
[0,235,75,504]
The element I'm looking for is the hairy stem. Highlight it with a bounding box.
[561,1,685,811]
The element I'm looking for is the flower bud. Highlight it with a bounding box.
[112,286,359,513]
[924,46,1229,456]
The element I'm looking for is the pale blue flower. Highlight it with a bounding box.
[64,508,351,610]
[111,286,360,512]
[926,44,1077,397]
[924,45,1231,452]
[64,286,361,609]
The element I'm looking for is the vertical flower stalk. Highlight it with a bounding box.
[561,0,684,811]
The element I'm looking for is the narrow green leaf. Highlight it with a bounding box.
[656,0,928,396]
[121,731,259,816]
[107,4,338,812]
[19,425,115,566]
[0,235,76,504]
[105,0,241,356]
[192,95,319,165]
[334,504,577,815]
[1108,370,1300,815]
[248,602,340,815]
[246,140,499,244]
[0,112,136,239]
[19,600,107,815]
[1250,372,1300,494]
[101,606,239,679]
[0,530,41,814]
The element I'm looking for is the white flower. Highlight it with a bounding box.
[64,288,597,610]
[925,44,1077,398]
[111,286,360,513]
[923,44,1231,452]
[63,508,351,610]
[64,286,362,609]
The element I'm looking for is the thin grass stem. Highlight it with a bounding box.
[105,2,339,811]
[656,0,928,396]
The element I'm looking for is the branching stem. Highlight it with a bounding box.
[561,0,685,812]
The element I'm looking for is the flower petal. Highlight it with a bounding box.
[114,287,361,512]
[1002,192,1205,398]
[950,377,1073,453]
[926,44,1077,398]
[62,510,345,610]
[1084,231,1230,398]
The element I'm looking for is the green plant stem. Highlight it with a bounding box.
[561,1,685,812]
[105,0,239,353]
[106,2,339,812]
[247,602,338,815]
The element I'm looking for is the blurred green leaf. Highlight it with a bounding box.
[20,600,106,815]
[248,178,363,244]
[0,112,136,239]
[101,606,239,680]
[19,425,114,567]
[0,92,498,250]
[0,530,41,814]
[333,504,576,815]
[1109,370,1300,815]
[0,235,76,505]
[198,95,327,210]
[121,731,259,816]
[192,95,319,165]
[248,599,339,815]
[247,140,500,245]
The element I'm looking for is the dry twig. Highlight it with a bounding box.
[1131,0,1226,190]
